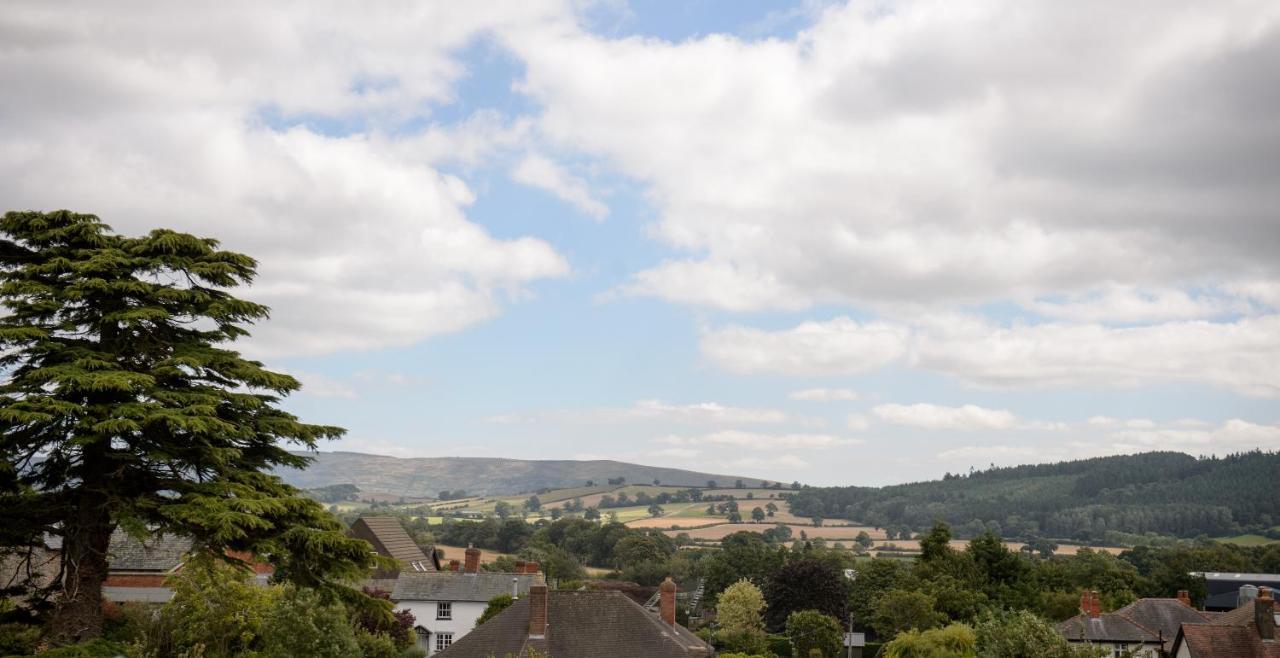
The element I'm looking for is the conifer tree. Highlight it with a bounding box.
[0,211,379,643]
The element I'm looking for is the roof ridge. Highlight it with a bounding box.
[608,586,705,652]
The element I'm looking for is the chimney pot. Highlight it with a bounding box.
[528,584,548,638]
[464,544,481,574]
[1089,591,1102,618]
[1257,587,1275,641]
[449,559,460,572]
[525,561,540,574]
[660,577,677,626]
[1177,590,1192,607]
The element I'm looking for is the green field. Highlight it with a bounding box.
[1219,534,1280,546]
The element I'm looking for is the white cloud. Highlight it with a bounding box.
[701,317,910,375]
[509,1,1280,319]
[1028,286,1237,323]
[700,313,1280,398]
[937,445,1039,463]
[511,152,609,220]
[790,387,860,402]
[730,454,808,470]
[656,430,859,451]
[0,1,573,358]
[846,414,870,431]
[551,399,790,425]
[872,403,1018,431]
[291,371,359,400]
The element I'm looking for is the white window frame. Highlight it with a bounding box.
[436,601,452,620]
[435,632,453,652]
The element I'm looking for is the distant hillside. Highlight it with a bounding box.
[789,451,1280,542]
[275,451,752,497]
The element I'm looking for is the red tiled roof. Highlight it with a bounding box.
[1177,623,1280,658]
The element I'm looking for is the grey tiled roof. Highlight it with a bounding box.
[1115,598,1214,648]
[392,571,541,602]
[107,531,192,572]
[1059,613,1159,643]
[436,590,712,658]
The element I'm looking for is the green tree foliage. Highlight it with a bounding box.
[972,609,1100,658]
[476,594,514,627]
[718,579,767,634]
[0,212,379,642]
[763,558,851,630]
[258,586,362,658]
[881,624,977,658]
[149,556,279,657]
[752,507,766,522]
[784,610,842,658]
[701,533,786,603]
[872,589,945,638]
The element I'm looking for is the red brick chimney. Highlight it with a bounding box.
[660,577,677,626]
[1177,590,1192,607]
[524,561,540,574]
[1080,591,1095,618]
[464,544,481,574]
[528,584,548,638]
[1257,587,1275,641]
[449,559,460,572]
[515,560,526,573]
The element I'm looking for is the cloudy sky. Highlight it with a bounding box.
[4,0,1279,485]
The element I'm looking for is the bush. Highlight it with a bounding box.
[20,639,130,657]
[0,622,42,656]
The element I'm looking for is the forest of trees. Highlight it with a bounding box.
[789,451,1280,542]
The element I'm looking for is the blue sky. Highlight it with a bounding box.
[5,0,1279,484]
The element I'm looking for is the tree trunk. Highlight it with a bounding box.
[49,499,113,644]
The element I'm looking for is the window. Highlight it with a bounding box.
[436,602,452,620]
[435,633,453,652]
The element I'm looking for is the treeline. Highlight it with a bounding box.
[789,451,1280,541]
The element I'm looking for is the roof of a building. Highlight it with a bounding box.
[102,586,174,604]
[107,531,192,572]
[392,571,541,603]
[1059,597,1214,648]
[1193,573,1280,582]
[435,590,712,658]
[1175,623,1280,658]
[349,517,437,571]
[1059,613,1159,644]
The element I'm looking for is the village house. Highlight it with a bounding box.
[1058,590,1213,657]
[434,577,713,658]
[392,545,542,655]
[1172,585,1280,657]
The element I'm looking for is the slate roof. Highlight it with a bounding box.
[1059,613,1159,644]
[436,590,712,658]
[107,531,192,572]
[1175,623,1280,658]
[349,516,437,571]
[1058,597,1213,650]
[392,571,541,603]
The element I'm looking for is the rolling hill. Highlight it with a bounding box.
[788,450,1280,542]
[275,451,752,497]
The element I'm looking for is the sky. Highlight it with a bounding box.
[2,0,1279,486]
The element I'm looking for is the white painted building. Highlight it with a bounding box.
[392,547,542,656]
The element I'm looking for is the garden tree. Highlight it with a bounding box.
[613,534,675,569]
[785,610,843,658]
[151,555,278,657]
[921,574,988,622]
[258,586,363,658]
[702,533,785,602]
[882,624,977,658]
[0,212,378,643]
[476,594,514,627]
[752,507,766,522]
[872,589,945,639]
[763,558,851,630]
[919,521,954,563]
[972,609,1100,658]
[715,579,770,654]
